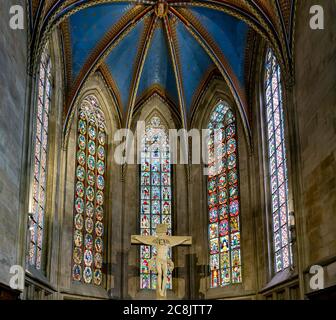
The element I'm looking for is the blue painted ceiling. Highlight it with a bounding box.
[137,23,179,110]
[66,2,250,118]
[175,20,213,113]
[105,19,145,112]
[189,7,248,85]
[69,3,133,79]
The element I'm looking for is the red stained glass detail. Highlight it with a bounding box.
[208,102,241,288]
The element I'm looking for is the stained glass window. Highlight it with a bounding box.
[140,116,172,290]
[264,49,292,272]
[207,102,242,288]
[72,95,106,286]
[28,47,52,270]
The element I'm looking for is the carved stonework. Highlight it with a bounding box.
[155,1,168,18]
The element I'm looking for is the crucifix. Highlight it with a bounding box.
[131,224,192,299]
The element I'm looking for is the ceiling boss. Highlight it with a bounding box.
[155,1,169,18]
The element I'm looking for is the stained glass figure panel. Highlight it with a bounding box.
[140,116,172,290]
[208,102,242,288]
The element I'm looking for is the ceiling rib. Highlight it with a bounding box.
[33,1,144,70]
[63,6,152,134]
[169,0,288,71]
[33,0,293,76]
[163,14,187,129]
[28,0,295,139]
[126,12,158,129]
[274,0,291,60]
[170,7,251,141]
[248,0,290,69]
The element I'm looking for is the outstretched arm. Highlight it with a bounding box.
[169,236,192,247]
[131,235,156,246]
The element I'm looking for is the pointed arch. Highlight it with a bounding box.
[132,95,176,290]
[63,72,121,149]
[72,94,107,285]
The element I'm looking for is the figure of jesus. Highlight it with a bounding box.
[131,224,192,299]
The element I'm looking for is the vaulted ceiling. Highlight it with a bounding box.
[29,0,296,131]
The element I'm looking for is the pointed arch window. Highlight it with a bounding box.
[72,95,107,286]
[207,102,242,288]
[28,46,52,270]
[264,49,292,273]
[139,115,172,290]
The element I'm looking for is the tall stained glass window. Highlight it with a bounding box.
[72,95,106,286]
[140,116,172,290]
[264,49,292,272]
[28,47,52,270]
[207,102,242,288]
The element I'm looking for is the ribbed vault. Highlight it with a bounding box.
[28,0,296,138]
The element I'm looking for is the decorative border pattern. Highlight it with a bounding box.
[62,6,152,142]
[60,20,73,91]
[134,84,181,124]
[99,63,123,119]
[164,13,187,129]
[189,66,220,122]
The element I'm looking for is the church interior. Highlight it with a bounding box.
[0,0,335,300]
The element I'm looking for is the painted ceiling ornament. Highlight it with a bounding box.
[155,1,168,18]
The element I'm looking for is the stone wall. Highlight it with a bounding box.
[294,0,336,292]
[0,1,27,287]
